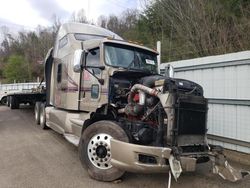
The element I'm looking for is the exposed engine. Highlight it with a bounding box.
[109,71,206,148]
[108,71,250,183]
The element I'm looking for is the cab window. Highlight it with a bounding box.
[86,48,101,74]
[57,64,62,83]
[59,35,68,49]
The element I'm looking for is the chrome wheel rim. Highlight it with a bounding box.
[35,107,39,121]
[40,107,45,125]
[87,133,112,170]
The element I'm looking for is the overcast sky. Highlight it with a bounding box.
[0,0,144,40]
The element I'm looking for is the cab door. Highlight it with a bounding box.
[79,47,103,112]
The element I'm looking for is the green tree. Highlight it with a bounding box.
[3,55,29,83]
[139,0,250,62]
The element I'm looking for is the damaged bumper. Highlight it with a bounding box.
[110,139,197,174]
[209,148,250,182]
[110,139,250,182]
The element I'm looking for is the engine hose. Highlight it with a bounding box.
[127,84,158,104]
[125,84,159,116]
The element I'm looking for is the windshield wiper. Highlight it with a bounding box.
[127,54,141,70]
[127,59,135,70]
[126,61,154,74]
[124,54,155,74]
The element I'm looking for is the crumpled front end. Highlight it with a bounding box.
[111,75,249,182]
[110,138,250,182]
[110,139,171,173]
[110,138,197,178]
[209,146,250,182]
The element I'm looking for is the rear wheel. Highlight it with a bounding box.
[39,102,47,129]
[35,102,41,125]
[79,120,129,182]
[7,96,10,107]
[1,96,7,105]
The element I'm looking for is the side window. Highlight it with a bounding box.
[86,48,100,66]
[91,84,99,99]
[59,35,68,49]
[86,48,101,75]
[57,64,62,83]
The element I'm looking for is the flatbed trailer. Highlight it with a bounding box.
[7,92,46,109]
[0,82,45,105]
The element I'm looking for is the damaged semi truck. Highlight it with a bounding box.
[36,23,249,182]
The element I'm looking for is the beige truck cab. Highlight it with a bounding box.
[35,23,249,182]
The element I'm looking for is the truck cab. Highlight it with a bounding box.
[37,23,248,182]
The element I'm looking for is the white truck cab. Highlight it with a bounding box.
[35,23,249,182]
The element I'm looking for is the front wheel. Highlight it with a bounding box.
[79,121,129,182]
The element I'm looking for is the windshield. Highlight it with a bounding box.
[104,43,157,73]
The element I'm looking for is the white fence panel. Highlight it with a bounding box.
[160,51,250,153]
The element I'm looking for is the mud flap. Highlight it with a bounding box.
[169,155,182,181]
[210,152,250,182]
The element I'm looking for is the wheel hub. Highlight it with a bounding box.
[96,145,107,158]
[87,133,112,170]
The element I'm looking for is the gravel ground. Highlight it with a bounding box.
[0,105,250,188]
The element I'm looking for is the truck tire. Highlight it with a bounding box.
[39,102,47,129]
[35,102,41,125]
[7,96,10,107]
[10,96,19,109]
[79,121,129,182]
[1,96,7,105]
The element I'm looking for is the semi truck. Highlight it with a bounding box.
[35,22,249,182]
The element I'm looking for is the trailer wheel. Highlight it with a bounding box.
[79,121,129,182]
[7,96,10,107]
[10,96,19,109]
[1,96,7,105]
[39,102,47,129]
[35,102,41,125]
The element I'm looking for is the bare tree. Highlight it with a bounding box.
[144,0,250,61]
[97,15,107,28]
[70,9,88,23]
[51,14,61,36]
[107,15,120,33]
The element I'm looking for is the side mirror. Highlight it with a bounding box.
[165,64,174,78]
[73,49,83,73]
